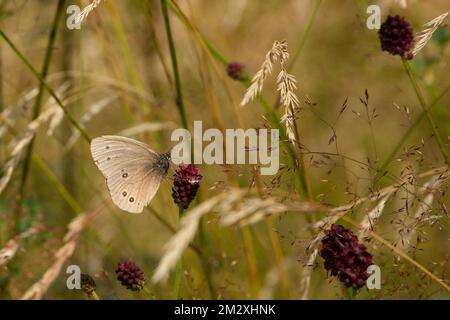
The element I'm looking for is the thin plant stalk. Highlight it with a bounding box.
[172,207,183,300]
[32,154,83,215]
[167,1,308,296]
[290,0,322,70]
[401,57,450,167]
[104,1,149,115]
[160,0,216,298]
[253,170,291,297]
[376,85,450,183]
[265,216,291,297]
[142,286,155,299]
[143,0,173,86]
[18,0,66,208]
[172,258,183,300]
[160,0,188,130]
[0,30,91,142]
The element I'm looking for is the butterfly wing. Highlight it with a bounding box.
[90,135,165,213]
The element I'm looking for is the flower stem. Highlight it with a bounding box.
[160,0,188,130]
[401,57,450,167]
[346,287,357,300]
[142,286,155,300]
[172,206,184,300]
[172,258,183,300]
[290,0,322,70]
[161,1,216,299]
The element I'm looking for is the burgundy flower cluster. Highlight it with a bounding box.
[116,260,146,292]
[379,15,414,59]
[320,224,373,289]
[171,164,202,209]
[226,61,245,80]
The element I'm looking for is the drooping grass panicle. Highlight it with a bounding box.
[0,225,42,267]
[240,40,287,107]
[358,194,391,240]
[152,192,227,283]
[0,106,60,195]
[240,40,300,143]
[299,246,319,300]
[412,12,449,57]
[75,0,104,25]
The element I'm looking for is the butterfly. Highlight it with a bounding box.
[90,135,170,213]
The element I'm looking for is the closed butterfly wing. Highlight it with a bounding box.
[90,135,167,213]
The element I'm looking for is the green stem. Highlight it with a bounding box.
[0,30,91,143]
[401,57,449,167]
[105,1,148,115]
[161,0,188,130]
[18,0,65,206]
[198,218,217,299]
[161,1,217,298]
[346,287,357,300]
[142,286,156,299]
[289,0,322,70]
[32,154,83,214]
[172,206,184,300]
[172,258,183,300]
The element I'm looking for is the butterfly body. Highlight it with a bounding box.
[90,135,170,213]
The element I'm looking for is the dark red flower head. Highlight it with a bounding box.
[116,260,145,291]
[226,62,245,80]
[320,224,373,289]
[172,164,202,209]
[379,15,414,58]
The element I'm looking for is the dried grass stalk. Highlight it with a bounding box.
[412,12,449,57]
[117,121,176,137]
[65,95,119,149]
[0,226,42,267]
[0,106,59,195]
[261,258,294,299]
[219,196,287,226]
[396,0,407,8]
[299,247,319,300]
[152,192,227,283]
[75,0,104,25]
[46,82,72,136]
[0,88,40,139]
[217,193,316,227]
[358,194,391,240]
[20,206,102,300]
